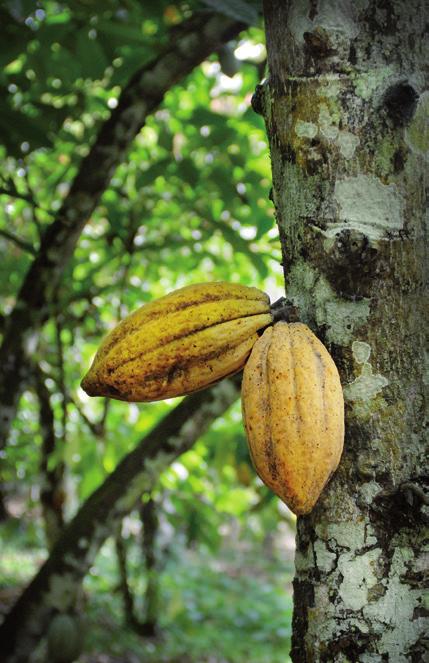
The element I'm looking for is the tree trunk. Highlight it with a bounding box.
[115,525,138,629]
[0,378,239,663]
[140,496,160,637]
[115,498,161,637]
[34,366,65,549]
[0,484,9,521]
[261,1,428,660]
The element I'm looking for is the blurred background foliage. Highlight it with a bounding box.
[0,1,293,661]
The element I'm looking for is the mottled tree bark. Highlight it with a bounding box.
[0,11,245,449]
[0,378,239,663]
[261,1,428,660]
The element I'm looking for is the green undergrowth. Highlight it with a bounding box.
[85,540,293,663]
[0,535,293,663]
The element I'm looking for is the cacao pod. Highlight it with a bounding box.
[81,282,272,402]
[241,321,344,515]
[47,613,82,663]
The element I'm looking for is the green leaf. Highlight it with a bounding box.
[136,158,171,187]
[76,30,108,80]
[201,0,260,25]
[0,101,52,154]
[176,158,199,187]
[209,217,268,277]
[97,20,145,45]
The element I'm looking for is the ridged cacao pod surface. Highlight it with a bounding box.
[242,321,344,515]
[81,282,272,402]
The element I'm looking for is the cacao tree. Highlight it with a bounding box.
[261,0,428,659]
[4,1,427,661]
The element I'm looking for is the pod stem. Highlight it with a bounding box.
[270,297,300,323]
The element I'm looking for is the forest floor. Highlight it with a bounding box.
[1,524,295,663]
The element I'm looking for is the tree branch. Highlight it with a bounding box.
[0,376,240,663]
[115,525,137,628]
[33,365,65,550]
[0,228,36,255]
[140,496,160,636]
[0,11,245,448]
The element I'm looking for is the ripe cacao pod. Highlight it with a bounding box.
[241,321,344,515]
[81,282,273,402]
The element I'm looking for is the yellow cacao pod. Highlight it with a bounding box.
[241,321,344,515]
[81,282,273,402]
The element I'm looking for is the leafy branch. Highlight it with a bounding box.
[0,10,246,448]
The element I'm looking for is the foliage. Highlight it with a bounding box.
[87,541,293,663]
[1,0,282,524]
[0,2,290,661]
[1,533,293,663]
